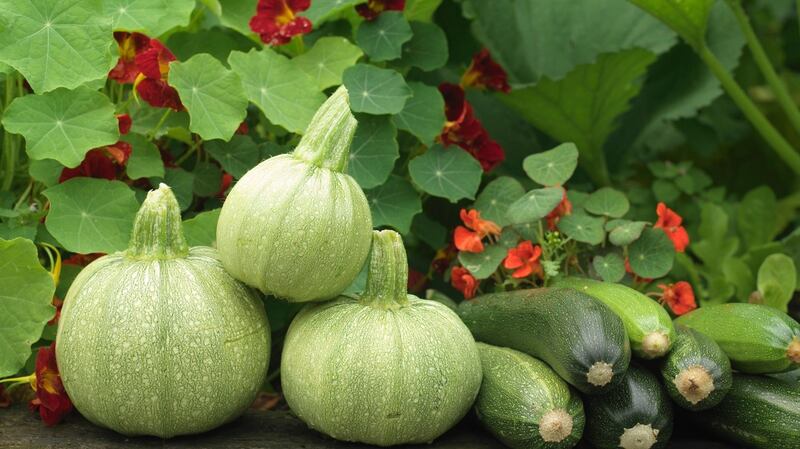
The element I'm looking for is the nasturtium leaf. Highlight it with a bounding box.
[629,0,714,49]
[356,12,413,61]
[301,0,360,25]
[124,133,164,180]
[557,214,605,245]
[567,190,589,212]
[169,54,248,141]
[593,253,625,282]
[505,187,564,225]
[43,179,140,254]
[166,28,258,63]
[364,175,422,235]
[648,160,690,179]
[0,0,115,93]
[392,82,445,145]
[502,49,656,185]
[228,49,325,134]
[183,208,220,247]
[458,244,507,280]
[343,64,412,114]
[151,168,195,211]
[219,0,257,35]
[408,145,482,202]
[652,179,681,203]
[473,176,525,227]
[199,0,222,16]
[404,0,443,21]
[398,21,448,72]
[411,213,447,249]
[205,135,261,179]
[722,257,755,302]
[104,0,195,36]
[522,142,578,186]
[193,162,223,197]
[347,114,399,189]
[0,238,55,377]
[28,159,63,187]
[737,186,777,250]
[128,103,191,139]
[757,254,796,312]
[608,220,647,246]
[0,224,37,241]
[2,87,119,168]
[585,187,630,218]
[293,37,364,90]
[628,227,675,278]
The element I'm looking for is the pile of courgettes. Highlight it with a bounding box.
[458,278,800,449]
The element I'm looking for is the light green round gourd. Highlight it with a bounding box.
[281,230,483,446]
[216,86,372,302]
[55,184,270,438]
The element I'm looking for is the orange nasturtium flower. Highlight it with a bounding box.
[355,0,405,20]
[451,266,478,299]
[657,281,697,315]
[454,208,501,253]
[546,189,572,231]
[503,240,543,279]
[460,48,511,93]
[249,0,313,46]
[654,202,690,253]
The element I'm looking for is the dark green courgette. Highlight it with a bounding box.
[691,374,800,449]
[458,288,631,394]
[474,343,584,449]
[659,325,732,410]
[583,365,673,449]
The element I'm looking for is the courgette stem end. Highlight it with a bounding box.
[788,336,800,364]
[586,361,614,387]
[641,331,671,359]
[674,365,714,405]
[619,423,659,449]
[538,408,573,443]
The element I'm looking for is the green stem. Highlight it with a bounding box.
[697,45,800,175]
[361,230,410,309]
[293,86,357,172]
[727,0,800,137]
[127,184,189,259]
[146,109,172,140]
[13,181,32,210]
[1,72,20,191]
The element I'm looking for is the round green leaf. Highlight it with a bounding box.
[757,254,796,312]
[411,213,447,249]
[205,135,262,179]
[408,145,483,202]
[458,244,507,280]
[293,37,364,90]
[364,175,422,234]
[522,142,578,186]
[343,64,412,114]
[628,227,675,278]
[0,0,115,93]
[301,0,360,25]
[652,179,680,203]
[104,0,195,36]
[183,208,220,247]
[506,187,564,225]
[593,252,625,282]
[607,220,647,246]
[404,0,443,22]
[28,159,64,187]
[169,53,249,141]
[473,176,525,227]
[2,87,119,168]
[391,82,445,145]
[557,213,606,245]
[348,114,399,189]
[43,178,140,254]
[356,12,413,62]
[193,161,222,197]
[0,238,55,377]
[124,133,164,180]
[584,187,630,218]
[399,21,448,71]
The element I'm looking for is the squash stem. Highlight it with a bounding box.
[788,336,800,364]
[127,183,189,259]
[292,85,358,173]
[361,230,410,309]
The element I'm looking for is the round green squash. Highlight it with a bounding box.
[56,184,270,438]
[281,230,483,446]
[216,86,372,302]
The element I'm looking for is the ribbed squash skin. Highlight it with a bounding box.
[583,365,673,449]
[691,374,800,449]
[458,288,631,394]
[555,278,675,359]
[474,343,585,449]
[56,186,270,438]
[675,303,800,373]
[659,325,731,411]
[281,231,482,446]
[216,86,371,302]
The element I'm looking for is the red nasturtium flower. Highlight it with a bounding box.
[355,0,405,20]
[133,39,183,111]
[249,0,312,46]
[451,266,478,299]
[63,253,104,266]
[407,268,427,294]
[657,281,696,315]
[217,173,234,199]
[546,190,572,230]
[654,202,690,253]
[503,240,543,279]
[460,49,511,93]
[454,208,501,253]
[431,243,458,274]
[59,115,134,183]
[438,83,505,171]
[109,32,151,84]
[29,343,72,426]
[47,297,64,326]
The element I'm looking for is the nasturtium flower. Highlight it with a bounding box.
[546,190,572,230]
[451,266,478,299]
[503,240,543,279]
[249,0,312,46]
[657,281,696,315]
[109,32,151,84]
[47,297,63,326]
[407,268,427,294]
[654,202,689,253]
[135,39,175,80]
[217,172,234,199]
[236,121,249,135]
[461,49,511,93]
[116,114,132,135]
[355,0,405,20]
[63,253,104,266]
[431,244,457,274]
[29,343,72,426]
[133,39,183,111]
[454,208,501,253]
